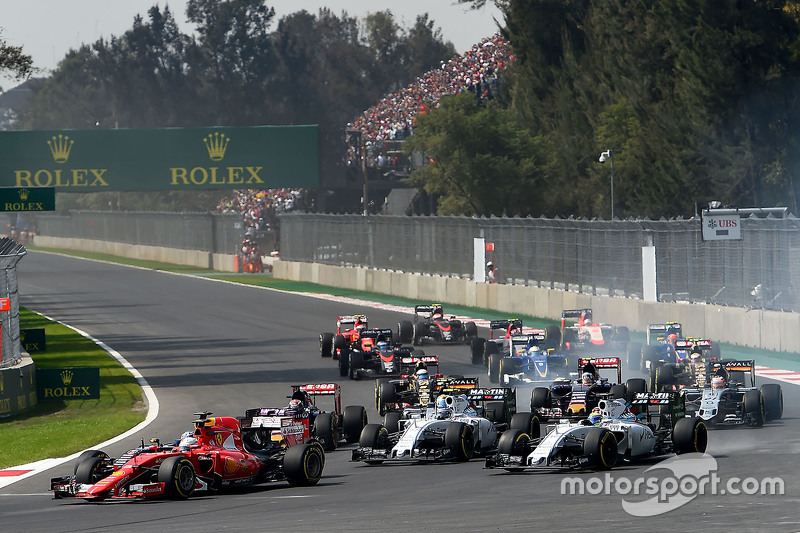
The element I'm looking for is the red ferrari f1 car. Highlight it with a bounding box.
[51,412,325,501]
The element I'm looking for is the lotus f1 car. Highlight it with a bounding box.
[487,392,707,471]
[353,387,538,464]
[397,304,478,346]
[682,360,783,427]
[376,375,479,417]
[487,333,569,384]
[241,383,367,451]
[51,412,325,500]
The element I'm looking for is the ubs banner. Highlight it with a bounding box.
[36,367,100,401]
[0,125,320,191]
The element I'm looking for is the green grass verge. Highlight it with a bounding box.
[0,308,145,469]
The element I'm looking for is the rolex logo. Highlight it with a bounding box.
[60,369,74,385]
[203,132,230,161]
[47,134,74,163]
[18,189,29,201]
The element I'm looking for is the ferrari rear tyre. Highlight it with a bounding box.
[320,332,334,358]
[313,413,339,451]
[342,405,368,443]
[497,429,531,456]
[348,352,360,380]
[488,354,502,384]
[74,455,109,485]
[743,390,765,427]
[158,456,196,499]
[333,334,347,360]
[398,320,413,344]
[583,428,617,470]
[383,411,402,434]
[672,417,708,454]
[510,412,541,439]
[338,349,349,377]
[284,442,325,486]
[471,338,486,365]
[761,383,783,421]
[445,422,475,461]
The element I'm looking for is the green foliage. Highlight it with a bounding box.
[0,30,33,85]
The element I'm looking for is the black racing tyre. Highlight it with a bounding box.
[488,353,502,384]
[743,390,765,427]
[648,363,659,393]
[497,429,531,456]
[625,378,647,402]
[444,422,475,461]
[471,338,486,365]
[484,401,506,423]
[73,450,109,475]
[544,325,561,349]
[377,381,396,416]
[157,456,196,499]
[530,387,552,414]
[74,455,110,485]
[412,322,423,346]
[642,345,660,373]
[761,383,784,421]
[672,417,708,454]
[313,413,338,452]
[509,412,541,439]
[627,342,642,371]
[615,326,630,343]
[383,411,402,434]
[609,384,627,401]
[333,334,347,360]
[338,348,349,377]
[319,332,334,358]
[348,352,360,380]
[484,340,499,364]
[465,321,478,339]
[284,442,325,486]
[342,405,368,443]
[583,428,617,470]
[359,423,390,450]
[398,320,413,344]
[374,378,390,411]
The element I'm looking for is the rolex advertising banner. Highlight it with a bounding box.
[0,125,320,191]
[36,367,101,401]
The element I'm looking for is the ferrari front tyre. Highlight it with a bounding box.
[497,429,531,456]
[284,442,325,486]
[383,411,402,434]
[743,389,765,427]
[313,413,339,452]
[338,349,349,377]
[157,456,196,499]
[74,455,110,485]
[471,338,486,365]
[583,428,617,470]
[377,381,396,416]
[319,332,334,358]
[761,383,783,421]
[444,422,475,461]
[509,412,541,439]
[488,354,501,384]
[73,450,109,476]
[398,320,413,344]
[672,417,708,454]
[342,405,368,443]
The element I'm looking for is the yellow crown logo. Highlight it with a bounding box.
[203,132,230,161]
[60,369,74,385]
[18,189,29,201]
[47,134,74,163]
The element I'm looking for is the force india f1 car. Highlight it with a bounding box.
[486,392,707,472]
[681,360,783,427]
[397,304,478,346]
[353,387,539,464]
[51,412,325,500]
[241,383,368,451]
[487,333,569,384]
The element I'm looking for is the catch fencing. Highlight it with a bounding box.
[279,213,800,312]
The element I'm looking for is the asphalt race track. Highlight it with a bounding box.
[1,251,798,532]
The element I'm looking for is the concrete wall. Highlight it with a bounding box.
[274,260,800,354]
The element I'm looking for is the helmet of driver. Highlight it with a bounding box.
[416,368,429,380]
[711,375,726,391]
[587,413,602,425]
[179,436,198,451]
[377,340,389,352]
[180,430,194,440]
[582,372,594,386]
[527,346,539,355]
[288,399,303,410]
[436,395,448,410]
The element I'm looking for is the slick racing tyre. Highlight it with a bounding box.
[465,321,478,339]
[377,381,396,416]
[761,383,784,421]
[471,338,486,365]
[338,349,349,377]
[73,450,109,476]
[320,332,334,358]
[625,378,647,402]
[383,411,402,434]
[510,412,541,439]
[445,422,475,461]
[743,390,765,427]
[530,387,552,420]
[314,413,339,452]
[359,424,391,456]
[609,384,627,401]
[333,334,347,360]
[398,320,413,344]
[284,442,325,486]
[672,417,708,454]
[583,428,617,470]
[74,455,110,485]
[497,429,531,456]
[544,325,561,350]
[342,405,368,443]
[488,353,502,384]
[158,456,196,499]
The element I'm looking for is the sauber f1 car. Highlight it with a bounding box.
[487,392,707,472]
[51,412,325,500]
[397,304,478,346]
[681,360,783,427]
[487,333,569,384]
[353,387,538,464]
[242,383,368,451]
